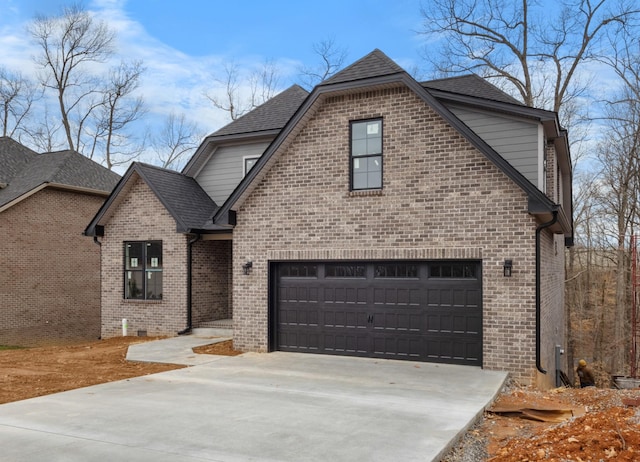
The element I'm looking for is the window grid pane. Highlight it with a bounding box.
[430,263,477,279]
[126,271,144,299]
[325,264,366,278]
[125,242,144,270]
[353,155,382,189]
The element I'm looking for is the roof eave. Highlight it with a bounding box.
[429,89,558,122]
[1,182,111,215]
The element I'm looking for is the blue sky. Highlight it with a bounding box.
[0,0,432,170]
[1,0,425,66]
[0,0,618,173]
[0,0,428,147]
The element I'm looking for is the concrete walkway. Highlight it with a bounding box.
[126,335,232,366]
[0,337,507,462]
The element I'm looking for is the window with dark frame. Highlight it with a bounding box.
[244,156,259,176]
[351,119,382,190]
[429,262,477,279]
[374,263,418,278]
[325,264,366,278]
[279,263,318,278]
[124,241,163,300]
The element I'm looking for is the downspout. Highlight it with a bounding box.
[178,234,201,335]
[535,210,558,374]
[91,234,102,339]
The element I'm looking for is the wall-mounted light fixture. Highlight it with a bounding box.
[503,259,513,277]
[242,261,253,275]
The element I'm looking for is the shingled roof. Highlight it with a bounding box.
[211,84,309,137]
[423,74,522,105]
[85,162,219,235]
[0,137,38,186]
[0,140,120,210]
[182,84,309,177]
[320,49,404,86]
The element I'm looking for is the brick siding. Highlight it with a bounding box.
[99,178,231,338]
[192,239,232,325]
[100,177,189,337]
[0,188,105,346]
[538,230,567,388]
[231,85,564,385]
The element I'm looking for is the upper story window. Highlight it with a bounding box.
[124,241,162,300]
[243,156,259,176]
[351,119,382,190]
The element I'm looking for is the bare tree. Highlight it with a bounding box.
[93,60,146,169]
[206,59,281,121]
[590,38,640,375]
[0,67,40,139]
[28,3,115,152]
[298,38,348,89]
[23,103,65,153]
[206,62,242,121]
[248,58,280,109]
[593,96,640,373]
[151,112,204,170]
[419,0,640,113]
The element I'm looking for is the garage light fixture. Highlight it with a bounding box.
[503,259,513,277]
[242,261,253,275]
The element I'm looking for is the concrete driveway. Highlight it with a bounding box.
[0,345,506,462]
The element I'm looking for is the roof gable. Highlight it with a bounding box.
[214,49,562,230]
[85,162,219,235]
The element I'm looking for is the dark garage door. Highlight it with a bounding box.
[274,261,482,366]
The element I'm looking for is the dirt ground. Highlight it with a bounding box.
[0,337,243,405]
[2,338,640,461]
[443,384,640,461]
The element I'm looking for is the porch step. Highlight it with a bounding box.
[191,327,233,338]
[192,319,233,338]
[199,319,233,329]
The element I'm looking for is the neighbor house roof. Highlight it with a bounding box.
[0,137,38,186]
[85,162,220,236]
[213,49,570,234]
[182,84,309,177]
[0,139,120,212]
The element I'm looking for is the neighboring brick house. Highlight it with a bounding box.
[0,137,120,346]
[86,50,573,388]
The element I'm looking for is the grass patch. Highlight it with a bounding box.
[0,345,25,351]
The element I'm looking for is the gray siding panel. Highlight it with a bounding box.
[195,141,270,204]
[449,105,539,186]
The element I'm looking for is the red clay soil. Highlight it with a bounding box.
[0,337,242,405]
[0,336,184,404]
[445,386,640,461]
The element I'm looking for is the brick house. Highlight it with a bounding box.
[86,50,573,388]
[0,137,120,346]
